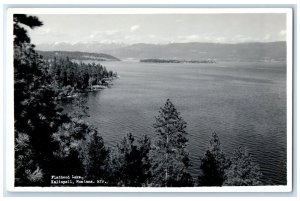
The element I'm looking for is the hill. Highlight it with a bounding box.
[37,50,121,61]
[106,42,286,62]
[36,42,126,53]
[36,41,286,62]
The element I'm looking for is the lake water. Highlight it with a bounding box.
[67,61,287,185]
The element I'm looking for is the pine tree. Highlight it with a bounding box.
[13,14,43,45]
[14,14,69,186]
[83,131,110,185]
[198,132,228,186]
[224,147,262,186]
[150,99,193,187]
[13,14,112,187]
[110,133,151,186]
[198,132,229,186]
[15,132,44,186]
[198,150,224,186]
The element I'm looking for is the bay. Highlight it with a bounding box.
[65,60,287,185]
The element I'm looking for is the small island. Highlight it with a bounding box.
[140,58,216,64]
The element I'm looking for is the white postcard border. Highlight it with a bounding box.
[5,7,294,193]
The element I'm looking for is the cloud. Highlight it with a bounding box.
[215,37,227,43]
[177,34,256,43]
[186,35,200,40]
[263,34,271,41]
[54,41,70,45]
[130,25,140,32]
[87,30,120,41]
[177,35,201,42]
[279,30,286,36]
[90,30,118,37]
[232,34,254,43]
[177,34,230,43]
[36,27,51,35]
[103,30,118,35]
[147,34,156,38]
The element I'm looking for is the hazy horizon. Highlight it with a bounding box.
[29,13,287,45]
[35,40,286,46]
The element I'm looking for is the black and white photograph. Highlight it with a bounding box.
[8,8,292,191]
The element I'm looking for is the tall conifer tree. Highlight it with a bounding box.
[150,99,193,187]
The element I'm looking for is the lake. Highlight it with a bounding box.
[66,60,287,185]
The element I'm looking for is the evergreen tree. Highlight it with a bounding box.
[47,57,115,93]
[150,99,193,187]
[209,132,226,162]
[51,117,90,176]
[15,132,44,186]
[71,96,90,119]
[110,133,151,186]
[13,14,115,187]
[224,147,262,186]
[198,150,224,186]
[198,132,229,186]
[13,14,43,45]
[82,131,110,185]
[14,14,69,186]
[51,95,106,183]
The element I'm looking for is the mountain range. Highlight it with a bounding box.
[35,41,286,62]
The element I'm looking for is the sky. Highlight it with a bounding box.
[28,13,287,45]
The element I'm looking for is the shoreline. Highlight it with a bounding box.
[57,76,118,100]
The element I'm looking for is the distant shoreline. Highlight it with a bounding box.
[140,58,216,64]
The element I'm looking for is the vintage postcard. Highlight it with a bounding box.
[5,7,293,192]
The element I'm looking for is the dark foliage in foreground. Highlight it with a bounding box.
[198,132,228,186]
[14,14,65,186]
[224,147,262,186]
[150,99,194,187]
[199,150,225,186]
[14,14,263,187]
[110,133,151,186]
[14,14,110,186]
[13,14,43,45]
[198,132,262,186]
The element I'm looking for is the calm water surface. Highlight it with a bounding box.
[67,61,287,185]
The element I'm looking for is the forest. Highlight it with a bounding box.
[14,14,262,187]
[46,57,117,99]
